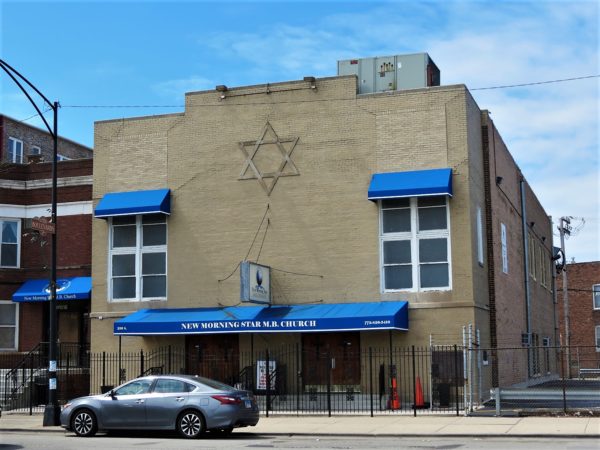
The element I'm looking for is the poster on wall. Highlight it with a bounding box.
[256,360,276,391]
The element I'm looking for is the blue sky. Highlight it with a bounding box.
[1,0,598,262]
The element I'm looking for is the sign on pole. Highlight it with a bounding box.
[31,217,55,234]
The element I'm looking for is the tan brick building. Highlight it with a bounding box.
[90,66,554,392]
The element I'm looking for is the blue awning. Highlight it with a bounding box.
[114,301,408,335]
[368,168,452,200]
[94,189,171,218]
[12,277,92,302]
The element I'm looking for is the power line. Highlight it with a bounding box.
[19,107,52,122]
[471,74,599,90]
[57,74,600,109]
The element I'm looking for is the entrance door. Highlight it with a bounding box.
[58,311,79,343]
[302,332,361,386]
[185,334,239,385]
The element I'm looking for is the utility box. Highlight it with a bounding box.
[337,53,440,94]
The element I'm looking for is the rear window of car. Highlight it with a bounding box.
[192,376,235,391]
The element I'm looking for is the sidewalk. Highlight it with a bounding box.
[1,412,599,437]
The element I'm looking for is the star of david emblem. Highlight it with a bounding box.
[238,122,300,196]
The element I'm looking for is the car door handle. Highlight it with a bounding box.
[135,399,145,404]
[176,397,185,402]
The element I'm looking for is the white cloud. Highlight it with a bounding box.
[196,2,598,261]
[153,76,214,100]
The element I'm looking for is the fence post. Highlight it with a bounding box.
[369,347,373,418]
[561,346,567,414]
[140,349,145,377]
[296,343,300,413]
[327,351,331,418]
[495,387,501,416]
[265,350,270,418]
[29,357,33,415]
[412,345,417,417]
[454,344,460,416]
[168,345,172,374]
[102,352,106,388]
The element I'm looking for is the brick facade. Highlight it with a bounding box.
[0,158,92,354]
[90,74,553,388]
[0,114,92,164]
[556,261,600,369]
[481,111,555,385]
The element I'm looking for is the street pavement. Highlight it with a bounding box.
[1,412,599,438]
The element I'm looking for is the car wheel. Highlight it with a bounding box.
[177,410,205,439]
[71,408,97,437]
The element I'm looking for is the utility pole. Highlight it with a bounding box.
[558,216,571,376]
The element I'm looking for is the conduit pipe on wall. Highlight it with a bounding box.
[520,178,532,378]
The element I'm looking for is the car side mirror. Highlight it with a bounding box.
[109,390,116,399]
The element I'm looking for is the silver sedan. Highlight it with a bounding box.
[60,374,259,438]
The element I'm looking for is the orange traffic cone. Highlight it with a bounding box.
[415,376,424,407]
[412,376,429,409]
[390,377,400,410]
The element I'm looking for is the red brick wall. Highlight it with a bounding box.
[556,261,600,368]
[483,111,555,352]
[19,303,46,351]
[0,158,92,352]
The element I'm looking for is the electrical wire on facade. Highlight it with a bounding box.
[217,204,270,282]
[270,267,323,278]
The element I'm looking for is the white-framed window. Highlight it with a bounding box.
[500,223,508,274]
[30,146,41,155]
[0,301,18,350]
[1,219,20,268]
[596,326,600,352]
[476,207,484,266]
[540,247,548,288]
[8,137,24,163]
[593,284,600,310]
[379,196,451,292]
[108,214,167,302]
[529,235,536,280]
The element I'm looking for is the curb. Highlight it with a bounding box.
[1,428,598,439]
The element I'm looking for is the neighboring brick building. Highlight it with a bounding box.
[0,114,92,164]
[0,158,93,355]
[556,261,600,371]
[89,54,554,396]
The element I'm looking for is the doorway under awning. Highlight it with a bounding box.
[114,301,408,336]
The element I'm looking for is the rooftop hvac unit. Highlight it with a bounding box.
[337,53,440,94]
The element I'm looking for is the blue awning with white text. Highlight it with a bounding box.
[114,301,409,335]
[12,277,91,302]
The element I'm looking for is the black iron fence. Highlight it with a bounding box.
[0,342,89,414]
[85,344,463,416]
[2,344,599,416]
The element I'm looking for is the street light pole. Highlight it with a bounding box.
[0,59,61,426]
